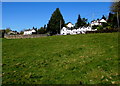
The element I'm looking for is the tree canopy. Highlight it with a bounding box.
[38,27,46,34]
[75,14,82,28]
[75,14,88,28]
[5,28,11,34]
[47,8,65,35]
[110,1,120,13]
[110,1,120,28]
[102,15,106,20]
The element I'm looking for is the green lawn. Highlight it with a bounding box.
[2,33,119,84]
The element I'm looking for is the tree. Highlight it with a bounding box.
[33,26,35,29]
[38,27,46,34]
[102,15,106,20]
[107,13,114,23]
[44,25,47,29]
[75,14,88,28]
[32,27,37,34]
[107,12,118,28]
[5,28,11,34]
[87,22,90,26]
[47,8,65,35]
[0,29,5,38]
[75,14,82,28]
[20,31,24,34]
[110,1,120,13]
[81,18,88,26]
[109,1,120,29]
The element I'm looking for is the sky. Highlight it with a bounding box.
[2,2,112,32]
[2,0,113,2]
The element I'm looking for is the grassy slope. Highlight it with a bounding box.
[2,33,119,84]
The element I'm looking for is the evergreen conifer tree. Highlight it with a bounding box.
[102,15,106,20]
[75,14,82,28]
[47,8,65,35]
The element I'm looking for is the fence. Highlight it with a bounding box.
[4,34,48,39]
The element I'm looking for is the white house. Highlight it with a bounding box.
[23,29,36,35]
[91,19,107,27]
[7,31,18,35]
[60,24,97,35]
[91,20,101,26]
[66,22,74,28]
[99,19,107,23]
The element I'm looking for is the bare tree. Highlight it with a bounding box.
[110,1,120,13]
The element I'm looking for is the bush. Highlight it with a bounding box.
[96,25,103,30]
[38,27,46,34]
[92,25,103,30]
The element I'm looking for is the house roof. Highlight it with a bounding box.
[66,22,73,25]
[99,19,107,23]
[66,22,74,28]
[91,18,107,23]
[24,29,35,31]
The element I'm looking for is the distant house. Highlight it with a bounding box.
[99,19,107,23]
[7,31,18,35]
[23,29,36,35]
[66,22,74,28]
[91,19,107,27]
[60,23,97,35]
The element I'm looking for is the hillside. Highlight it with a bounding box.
[2,33,119,84]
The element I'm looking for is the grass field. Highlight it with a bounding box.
[2,33,119,84]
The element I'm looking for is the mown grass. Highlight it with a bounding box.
[2,32,119,84]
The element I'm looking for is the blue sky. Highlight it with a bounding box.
[2,2,112,32]
[2,0,112,2]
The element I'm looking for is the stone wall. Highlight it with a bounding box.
[4,34,48,39]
